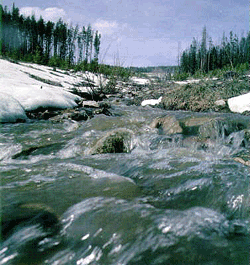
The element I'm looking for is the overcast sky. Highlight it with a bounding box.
[2,0,249,67]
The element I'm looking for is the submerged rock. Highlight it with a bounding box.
[12,142,65,159]
[48,108,92,122]
[89,128,134,154]
[150,113,250,150]
[1,203,61,240]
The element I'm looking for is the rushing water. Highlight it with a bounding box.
[0,104,249,265]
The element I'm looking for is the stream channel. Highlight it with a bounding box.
[0,102,249,264]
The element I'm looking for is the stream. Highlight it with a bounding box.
[0,103,249,264]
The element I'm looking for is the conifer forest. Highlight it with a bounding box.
[0,4,101,70]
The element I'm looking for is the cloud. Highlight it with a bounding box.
[93,19,119,35]
[20,7,68,23]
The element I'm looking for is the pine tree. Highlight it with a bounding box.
[44,21,54,61]
[0,4,101,68]
[77,27,84,63]
[37,17,45,54]
[85,24,92,63]
[93,31,101,63]
[200,26,207,72]
[189,38,197,74]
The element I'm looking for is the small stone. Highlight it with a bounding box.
[214,99,226,107]
[82,100,99,108]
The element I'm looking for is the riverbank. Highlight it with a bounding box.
[0,59,250,123]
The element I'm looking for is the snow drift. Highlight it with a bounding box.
[0,59,83,122]
[0,93,27,123]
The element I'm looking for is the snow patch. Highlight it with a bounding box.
[141,96,162,107]
[0,93,27,122]
[174,79,201,85]
[228,92,250,113]
[131,77,150,85]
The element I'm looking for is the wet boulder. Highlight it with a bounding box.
[151,116,183,134]
[49,108,92,122]
[150,113,250,145]
[181,116,224,139]
[180,114,250,140]
[89,128,134,154]
[1,203,62,264]
[1,203,61,240]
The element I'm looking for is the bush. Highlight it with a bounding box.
[235,62,249,74]
[173,71,190,81]
[162,77,249,112]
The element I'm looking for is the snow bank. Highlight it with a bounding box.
[228,92,250,113]
[0,93,27,122]
[0,59,83,122]
[5,85,80,111]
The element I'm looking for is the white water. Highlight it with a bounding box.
[0,105,249,264]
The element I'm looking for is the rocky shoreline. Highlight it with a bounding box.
[1,59,250,168]
[24,75,250,127]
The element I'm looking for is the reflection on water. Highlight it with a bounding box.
[0,105,249,264]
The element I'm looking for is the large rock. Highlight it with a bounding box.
[89,128,134,154]
[151,116,183,134]
[228,92,250,113]
[181,116,223,139]
[151,113,250,142]
[181,115,250,140]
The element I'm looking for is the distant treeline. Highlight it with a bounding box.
[130,66,178,74]
[0,4,101,70]
[180,27,250,75]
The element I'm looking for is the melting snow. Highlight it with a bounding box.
[0,92,27,122]
[131,77,150,85]
[141,96,162,106]
[0,59,107,122]
[228,92,250,113]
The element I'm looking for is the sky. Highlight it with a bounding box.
[1,0,249,67]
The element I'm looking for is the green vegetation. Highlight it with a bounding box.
[0,4,101,70]
[179,26,249,77]
[0,3,133,92]
[162,76,250,112]
[169,27,249,112]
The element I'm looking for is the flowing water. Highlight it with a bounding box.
[0,104,249,265]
